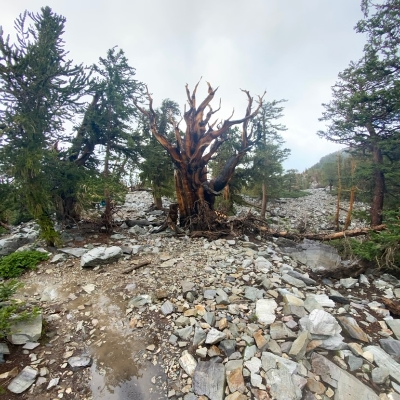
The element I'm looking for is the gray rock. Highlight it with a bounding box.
[244,357,262,374]
[311,353,379,400]
[193,324,207,347]
[265,363,302,400]
[7,366,38,394]
[0,233,37,256]
[340,278,358,289]
[255,299,277,325]
[205,328,226,345]
[387,319,400,340]
[59,247,88,257]
[50,253,67,263]
[270,321,297,340]
[363,345,400,384]
[175,326,193,340]
[380,337,400,362]
[216,288,229,305]
[347,354,363,371]
[281,239,341,272]
[193,361,225,400]
[299,309,341,337]
[81,246,123,267]
[160,300,175,315]
[47,377,60,390]
[261,352,299,375]
[287,270,316,285]
[8,314,42,344]
[304,296,324,313]
[371,366,389,384]
[244,286,265,301]
[282,273,306,288]
[244,345,257,360]
[128,294,152,308]
[68,356,92,371]
[283,294,307,317]
[219,340,236,357]
[203,312,216,326]
[110,234,126,240]
[306,294,335,308]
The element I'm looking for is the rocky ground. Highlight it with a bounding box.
[0,189,399,400]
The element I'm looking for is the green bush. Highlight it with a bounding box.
[351,209,400,272]
[0,280,40,339]
[0,250,49,278]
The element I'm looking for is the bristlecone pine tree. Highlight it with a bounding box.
[135,81,265,229]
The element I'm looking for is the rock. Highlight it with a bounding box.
[311,353,379,400]
[47,377,60,390]
[253,330,268,350]
[363,345,400,384]
[244,357,262,374]
[226,366,245,393]
[371,366,389,384]
[306,294,335,308]
[282,273,306,288]
[128,295,152,308]
[299,309,341,337]
[270,321,297,340]
[67,356,93,371]
[193,324,207,347]
[244,286,265,301]
[287,270,317,285]
[261,352,299,375]
[160,300,175,315]
[50,253,67,263]
[193,361,225,400]
[337,316,369,343]
[205,328,226,345]
[289,330,310,360]
[7,366,38,394]
[387,319,400,340]
[340,278,358,289]
[0,233,37,256]
[8,314,42,344]
[280,239,341,272]
[283,294,307,317]
[219,340,236,357]
[59,247,88,257]
[380,338,400,362]
[81,246,123,267]
[265,363,302,400]
[347,355,363,371]
[256,299,277,325]
[306,378,326,394]
[179,352,197,377]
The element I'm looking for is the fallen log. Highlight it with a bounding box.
[121,260,151,274]
[260,225,386,241]
[125,219,162,227]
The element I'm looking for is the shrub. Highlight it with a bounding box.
[0,250,49,278]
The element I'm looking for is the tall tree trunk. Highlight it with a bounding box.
[344,158,356,231]
[335,154,342,232]
[102,142,113,233]
[261,182,267,219]
[153,191,163,209]
[371,144,385,226]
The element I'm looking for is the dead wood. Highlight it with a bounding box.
[125,219,162,227]
[0,221,11,230]
[121,260,151,274]
[260,225,386,241]
[380,297,400,317]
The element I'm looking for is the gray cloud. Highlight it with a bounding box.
[2,0,366,170]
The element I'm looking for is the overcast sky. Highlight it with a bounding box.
[2,1,367,171]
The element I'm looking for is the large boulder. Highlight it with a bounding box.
[0,232,38,256]
[80,246,123,268]
[279,239,341,272]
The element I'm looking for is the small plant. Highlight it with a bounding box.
[0,280,40,339]
[248,313,258,323]
[0,250,49,279]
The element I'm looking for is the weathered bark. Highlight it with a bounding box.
[335,154,342,231]
[260,182,267,219]
[153,193,163,210]
[135,81,265,229]
[371,144,385,226]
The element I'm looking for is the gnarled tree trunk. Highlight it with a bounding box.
[135,81,265,229]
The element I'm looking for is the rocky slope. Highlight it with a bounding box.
[0,190,399,400]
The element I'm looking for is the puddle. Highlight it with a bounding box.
[91,359,166,399]
[89,294,167,399]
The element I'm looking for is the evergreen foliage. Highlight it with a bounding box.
[0,250,49,278]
